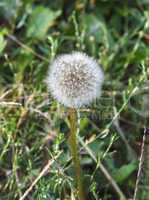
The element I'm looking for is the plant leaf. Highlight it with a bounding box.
[27,6,61,39]
[112,162,137,184]
[0,34,6,54]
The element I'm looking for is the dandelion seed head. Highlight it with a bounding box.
[47,52,104,108]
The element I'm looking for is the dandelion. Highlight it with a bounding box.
[47,52,104,108]
[46,52,104,200]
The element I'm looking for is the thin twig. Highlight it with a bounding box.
[113,109,136,160]
[78,136,126,200]
[7,34,49,63]
[0,101,22,107]
[0,89,13,100]
[29,107,51,121]
[19,151,62,200]
[133,128,147,200]
[100,87,138,136]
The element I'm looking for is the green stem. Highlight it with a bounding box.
[68,108,85,200]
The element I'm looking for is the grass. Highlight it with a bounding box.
[0,0,149,200]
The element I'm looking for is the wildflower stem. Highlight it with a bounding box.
[68,108,85,200]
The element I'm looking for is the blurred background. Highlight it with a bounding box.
[0,0,149,199]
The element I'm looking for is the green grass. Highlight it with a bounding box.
[0,0,149,200]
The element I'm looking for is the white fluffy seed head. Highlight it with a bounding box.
[47,52,104,108]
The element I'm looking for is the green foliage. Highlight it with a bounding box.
[0,29,8,55]
[27,6,61,40]
[0,0,19,19]
[112,162,137,184]
[0,34,6,54]
[0,0,149,200]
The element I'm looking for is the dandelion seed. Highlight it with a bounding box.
[47,52,104,108]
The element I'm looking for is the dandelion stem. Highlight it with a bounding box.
[68,108,85,200]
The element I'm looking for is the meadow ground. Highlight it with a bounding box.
[0,1,149,200]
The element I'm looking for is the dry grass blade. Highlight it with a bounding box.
[19,151,62,200]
